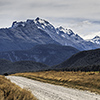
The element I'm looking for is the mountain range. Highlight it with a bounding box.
[0,17,100,74]
[0,17,100,52]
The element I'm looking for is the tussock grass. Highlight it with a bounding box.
[14,71,100,94]
[0,75,37,100]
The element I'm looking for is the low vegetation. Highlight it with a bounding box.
[14,71,100,94]
[0,75,37,100]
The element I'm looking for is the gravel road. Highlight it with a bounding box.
[6,76,100,100]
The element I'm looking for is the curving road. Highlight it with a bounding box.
[6,76,100,100]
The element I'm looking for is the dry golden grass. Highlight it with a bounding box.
[0,75,37,100]
[14,71,100,94]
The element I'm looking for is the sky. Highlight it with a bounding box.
[0,0,100,39]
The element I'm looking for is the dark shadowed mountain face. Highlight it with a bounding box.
[53,48,100,70]
[0,59,12,75]
[0,44,79,66]
[0,60,49,75]
[0,17,100,52]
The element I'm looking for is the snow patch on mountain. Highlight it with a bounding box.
[88,36,100,45]
[12,21,26,28]
[34,17,100,50]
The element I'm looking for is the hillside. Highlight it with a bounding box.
[53,48,100,71]
[0,60,48,75]
[0,59,12,74]
[0,44,79,66]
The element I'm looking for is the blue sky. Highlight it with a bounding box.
[0,0,100,39]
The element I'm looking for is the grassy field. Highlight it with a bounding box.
[14,71,100,94]
[0,75,37,100]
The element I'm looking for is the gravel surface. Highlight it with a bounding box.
[6,76,100,100]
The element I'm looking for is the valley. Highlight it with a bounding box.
[1,0,100,99]
[0,17,100,100]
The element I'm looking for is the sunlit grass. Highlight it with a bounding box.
[0,75,37,100]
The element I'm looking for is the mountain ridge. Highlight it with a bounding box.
[88,35,100,45]
[0,17,100,51]
[0,18,59,51]
[53,48,100,71]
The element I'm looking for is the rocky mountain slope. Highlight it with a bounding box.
[0,19,59,51]
[34,17,100,50]
[0,44,79,66]
[0,17,99,51]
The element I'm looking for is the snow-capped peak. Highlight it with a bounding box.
[56,26,76,35]
[93,35,100,39]
[12,21,26,28]
[11,19,37,29]
[35,17,50,27]
[68,29,75,36]
[57,26,68,33]
[89,35,100,44]
[35,17,55,30]
[35,17,46,25]
[26,19,34,24]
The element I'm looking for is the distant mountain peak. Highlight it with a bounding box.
[93,35,100,39]
[35,17,40,20]
[58,26,65,29]
[26,19,34,24]
[88,35,100,45]
[56,26,76,36]
[12,21,26,28]
[35,17,55,31]
[35,17,44,22]
[57,26,68,33]
[35,17,49,25]
[68,29,74,35]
